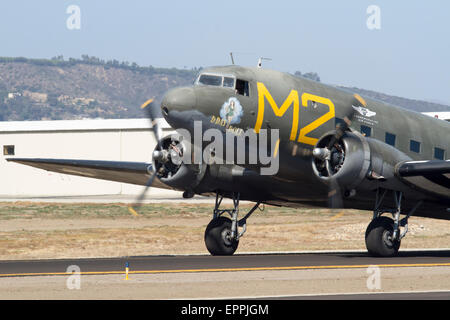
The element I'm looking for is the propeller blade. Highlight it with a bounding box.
[141,98,163,148]
[128,171,157,216]
[328,177,344,209]
[327,93,365,149]
[325,94,365,208]
[128,98,164,215]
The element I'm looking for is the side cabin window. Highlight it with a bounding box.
[385,132,396,146]
[360,125,372,137]
[410,140,421,153]
[434,147,445,160]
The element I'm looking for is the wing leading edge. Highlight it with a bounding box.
[6,158,172,190]
[396,160,450,200]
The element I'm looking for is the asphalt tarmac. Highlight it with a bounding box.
[0,250,449,300]
[262,290,450,300]
[1,250,449,277]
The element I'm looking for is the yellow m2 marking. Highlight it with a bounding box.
[254,82,335,146]
[298,93,335,146]
[254,82,299,141]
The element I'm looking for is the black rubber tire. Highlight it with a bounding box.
[365,216,401,257]
[204,217,239,256]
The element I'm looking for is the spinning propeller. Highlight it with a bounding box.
[312,94,367,208]
[128,99,163,216]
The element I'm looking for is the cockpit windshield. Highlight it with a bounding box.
[198,74,223,86]
[195,73,248,96]
[196,73,236,88]
[223,77,235,88]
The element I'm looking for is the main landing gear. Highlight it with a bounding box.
[204,192,262,256]
[365,189,423,257]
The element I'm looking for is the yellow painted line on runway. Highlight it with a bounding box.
[0,271,124,277]
[1,262,450,278]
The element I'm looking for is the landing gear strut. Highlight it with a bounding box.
[204,192,261,256]
[365,189,422,257]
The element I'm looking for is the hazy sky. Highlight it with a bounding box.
[1,0,449,104]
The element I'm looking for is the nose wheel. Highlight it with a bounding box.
[204,192,262,256]
[365,189,423,257]
[204,216,239,256]
[365,216,400,257]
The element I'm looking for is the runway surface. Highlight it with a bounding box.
[1,250,449,277]
[0,250,449,300]
[261,291,450,300]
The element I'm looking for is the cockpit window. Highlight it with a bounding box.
[236,79,249,96]
[223,77,235,88]
[196,73,245,94]
[198,74,223,86]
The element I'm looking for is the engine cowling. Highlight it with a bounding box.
[312,131,371,190]
[312,130,412,196]
[152,134,206,192]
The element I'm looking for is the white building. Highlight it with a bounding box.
[422,111,450,121]
[0,118,180,198]
[4,112,447,199]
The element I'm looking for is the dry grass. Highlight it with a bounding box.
[0,202,449,260]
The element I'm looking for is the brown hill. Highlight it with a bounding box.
[0,57,448,121]
[0,57,197,120]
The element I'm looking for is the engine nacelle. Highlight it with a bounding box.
[312,131,412,195]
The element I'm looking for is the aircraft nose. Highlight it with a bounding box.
[161,87,197,118]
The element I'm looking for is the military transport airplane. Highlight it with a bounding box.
[7,65,450,257]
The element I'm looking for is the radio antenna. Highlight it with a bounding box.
[230,52,235,65]
[257,57,272,68]
[228,52,256,65]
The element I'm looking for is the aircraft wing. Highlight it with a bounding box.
[6,158,173,190]
[396,160,450,199]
